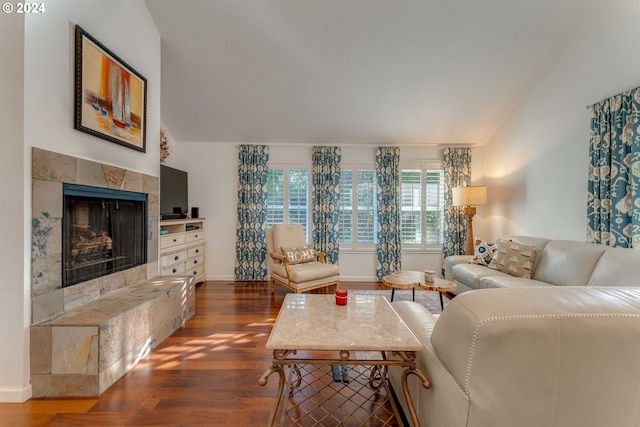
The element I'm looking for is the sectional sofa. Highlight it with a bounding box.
[444,235,640,293]
[388,286,640,427]
[386,236,640,426]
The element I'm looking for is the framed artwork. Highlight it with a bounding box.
[74,25,147,152]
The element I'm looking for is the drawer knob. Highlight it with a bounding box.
[172,268,177,273]
[174,255,180,261]
[195,249,200,254]
[173,238,177,242]
[193,271,197,275]
[193,260,198,264]
[195,234,199,238]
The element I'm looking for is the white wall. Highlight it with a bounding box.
[0,0,160,402]
[24,0,161,176]
[175,141,485,281]
[484,0,640,240]
[0,14,29,403]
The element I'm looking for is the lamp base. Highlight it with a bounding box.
[464,206,477,256]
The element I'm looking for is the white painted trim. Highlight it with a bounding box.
[0,384,32,403]
[207,274,235,281]
[339,276,378,282]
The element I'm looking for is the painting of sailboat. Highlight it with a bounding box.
[74,25,147,152]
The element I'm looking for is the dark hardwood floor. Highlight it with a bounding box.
[0,281,391,426]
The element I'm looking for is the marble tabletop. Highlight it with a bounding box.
[266,294,422,351]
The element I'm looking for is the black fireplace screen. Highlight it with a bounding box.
[63,184,147,287]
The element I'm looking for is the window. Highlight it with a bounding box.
[266,167,310,237]
[338,171,353,243]
[425,170,445,245]
[401,170,422,244]
[268,162,444,251]
[400,168,444,248]
[357,170,376,244]
[338,168,376,246]
[266,169,284,226]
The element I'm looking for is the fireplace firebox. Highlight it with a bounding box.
[63,184,147,287]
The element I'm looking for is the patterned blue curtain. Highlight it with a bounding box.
[312,146,341,264]
[376,147,401,280]
[234,145,269,280]
[442,147,472,258]
[587,88,640,248]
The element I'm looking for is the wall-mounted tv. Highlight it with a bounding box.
[160,165,188,219]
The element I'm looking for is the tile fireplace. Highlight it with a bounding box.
[29,149,197,398]
[31,148,159,324]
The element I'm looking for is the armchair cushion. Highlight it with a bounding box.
[272,224,306,250]
[271,260,339,283]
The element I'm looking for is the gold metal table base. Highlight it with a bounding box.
[259,350,430,427]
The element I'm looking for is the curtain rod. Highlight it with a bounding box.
[586,83,640,109]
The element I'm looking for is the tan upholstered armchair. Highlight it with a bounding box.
[265,224,340,293]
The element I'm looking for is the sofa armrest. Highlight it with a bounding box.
[428,287,640,427]
[444,255,473,280]
[388,301,469,427]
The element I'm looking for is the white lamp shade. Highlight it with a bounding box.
[452,186,487,206]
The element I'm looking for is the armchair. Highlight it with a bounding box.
[265,224,340,293]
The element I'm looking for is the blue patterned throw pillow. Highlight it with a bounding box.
[469,238,496,266]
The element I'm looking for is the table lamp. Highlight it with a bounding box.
[452,186,487,255]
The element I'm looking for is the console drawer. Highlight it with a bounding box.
[187,244,204,258]
[160,250,188,268]
[188,255,204,269]
[161,262,186,276]
[188,264,205,278]
[160,234,186,249]
[185,230,204,244]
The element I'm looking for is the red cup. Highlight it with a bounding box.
[335,289,348,305]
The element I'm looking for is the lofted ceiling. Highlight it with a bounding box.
[145,0,601,145]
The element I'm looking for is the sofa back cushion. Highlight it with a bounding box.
[430,287,640,427]
[587,246,640,286]
[532,240,606,286]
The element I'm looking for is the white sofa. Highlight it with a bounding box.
[444,235,640,294]
[388,286,640,427]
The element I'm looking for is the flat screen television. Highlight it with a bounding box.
[160,165,188,219]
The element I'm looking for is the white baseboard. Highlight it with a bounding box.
[339,276,377,282]
[0,384,32,402]
[207,274,235,281]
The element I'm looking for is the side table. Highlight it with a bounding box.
[382,270,457,309]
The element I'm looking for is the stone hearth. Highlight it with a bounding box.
[29,147,190,398]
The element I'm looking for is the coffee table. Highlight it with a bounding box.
[259,293,430,427]
[382,270,457,309]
